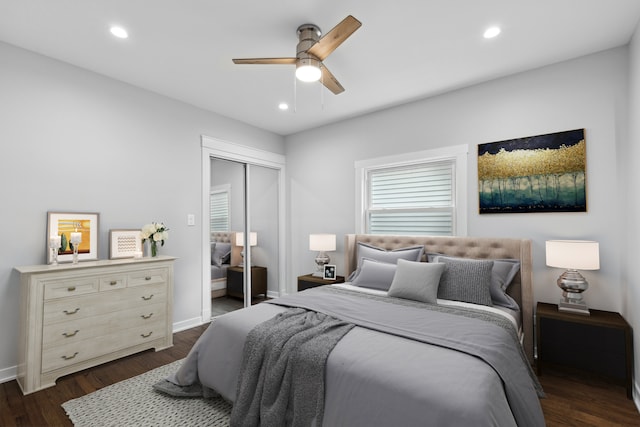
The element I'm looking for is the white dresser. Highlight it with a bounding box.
[15,256,175,394]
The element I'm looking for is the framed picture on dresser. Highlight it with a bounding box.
[46,211,99,263]
[109,229,142,259]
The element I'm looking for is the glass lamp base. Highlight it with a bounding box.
[558,299,590,315]
[313,251,329,277]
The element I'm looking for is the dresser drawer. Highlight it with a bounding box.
[99,274,127,291]
[41,320,167,373]
[128,269,167,287]
[42,302,167,349]
[43,277,99,300]
[43,283,167,325]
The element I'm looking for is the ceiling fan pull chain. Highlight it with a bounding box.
[294,73,298,113]
[320,69,325,110]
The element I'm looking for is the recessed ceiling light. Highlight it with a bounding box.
[483,26,501,39]
[278,102,289,111]
[110,26,129,39]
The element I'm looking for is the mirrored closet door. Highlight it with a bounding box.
[203,137,285,320]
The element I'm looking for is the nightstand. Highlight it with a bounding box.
[536,302,633,398]
[297,274,345,291]
[227,266,267,299]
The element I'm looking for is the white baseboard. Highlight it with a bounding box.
[267,290,280,299]
[634,380,640,413]
[0,364,17,384]
[173,316,208,333]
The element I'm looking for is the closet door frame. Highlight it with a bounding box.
[201,136,286,322]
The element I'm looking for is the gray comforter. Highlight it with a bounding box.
[168,286,545,427]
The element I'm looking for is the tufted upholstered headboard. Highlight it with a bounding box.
[210,232,242,267]
[345,234,534,364]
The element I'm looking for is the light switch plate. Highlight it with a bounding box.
[187,214,195,226]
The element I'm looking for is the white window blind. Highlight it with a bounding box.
[366,161,455,235]
[210,189,230,232]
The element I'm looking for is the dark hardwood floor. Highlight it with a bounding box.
[1,323,638,426]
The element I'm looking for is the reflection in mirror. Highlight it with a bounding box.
[248,164,279,307]
[210,158,245,317]
[209,159,279,318]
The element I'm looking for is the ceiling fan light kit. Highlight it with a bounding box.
[232,15,361,94]
[295,61,322,82]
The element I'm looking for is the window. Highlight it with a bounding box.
[210,185,230,232]
[355,145,468,236]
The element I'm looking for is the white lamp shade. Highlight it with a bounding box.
[546,240,600,270]
[309,234,336,251]
[236,232,257,247]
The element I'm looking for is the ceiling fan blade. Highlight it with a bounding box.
[232,57,296,65]
[307,15,361,61]
[320,65,345,95]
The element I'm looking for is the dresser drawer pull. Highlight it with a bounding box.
[145,276,152,281]
[61,352,79,360]
[141,313,154,319]
[63,308,80,315]
[110,280,118,286]
[67,286,76,292]
[141,332,153,338]
[62,330,80,338]
[141,294,154,301]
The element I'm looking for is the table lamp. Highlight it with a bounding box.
[545,240,600,315]
[309,234,336,277]
[236,232,257,266]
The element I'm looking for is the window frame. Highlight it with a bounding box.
[355,145,468,236]
[210,184,231,233]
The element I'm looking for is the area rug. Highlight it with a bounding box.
[62,359,232,426]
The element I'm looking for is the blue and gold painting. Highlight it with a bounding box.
[478,129,586,213]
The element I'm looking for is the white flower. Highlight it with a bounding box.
[141,223,156,239]
[141,222,169,245]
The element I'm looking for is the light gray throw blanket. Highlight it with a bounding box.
[230,307,354,427]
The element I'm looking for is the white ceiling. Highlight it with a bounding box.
[1,1,640,136]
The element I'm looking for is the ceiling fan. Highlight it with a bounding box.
[232,15,362,95]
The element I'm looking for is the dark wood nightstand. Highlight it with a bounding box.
[536,302,634,398]
[227,266,267,299]
[297,273,345,291]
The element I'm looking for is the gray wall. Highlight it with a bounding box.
[623,16,640,403]
[286,46,627,316]
[0,41,284,380]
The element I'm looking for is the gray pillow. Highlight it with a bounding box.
[212,242,231,267]
[490,260,521,310]
[388,259,445,304]
[210,242,217,264]
[349,242,425,280]
[350,258,397,291]
[430,254,521,310]
[436,256,494,306]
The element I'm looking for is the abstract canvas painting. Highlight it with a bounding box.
[478,129,586,213]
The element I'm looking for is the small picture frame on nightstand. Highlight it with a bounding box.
[323,264,337,280]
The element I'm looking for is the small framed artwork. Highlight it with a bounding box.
[47,212,99,263]
[323,264,337,280]
[109,229,142,259]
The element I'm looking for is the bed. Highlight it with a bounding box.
[162,234,544,426]
[210,232,242,299]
